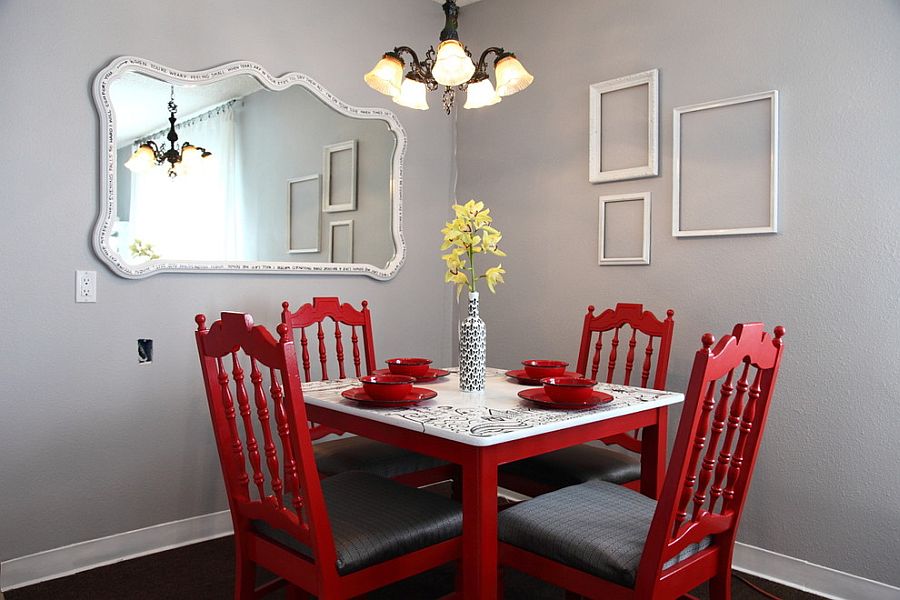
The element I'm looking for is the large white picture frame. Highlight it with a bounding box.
[589,69,659,183]
[287,174,320,253]
[328,219,354,263]
[322,140,358,213]
[598,192,651,266]
[672,90,779,237]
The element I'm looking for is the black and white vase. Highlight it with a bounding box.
[459,291,486,392]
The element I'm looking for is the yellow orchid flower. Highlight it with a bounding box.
[484,265,506,293]
[441,199,507,297]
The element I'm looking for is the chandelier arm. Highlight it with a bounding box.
[473,46,506,76]
[392,46,424,70]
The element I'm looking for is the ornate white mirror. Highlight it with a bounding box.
[93,57,406,279]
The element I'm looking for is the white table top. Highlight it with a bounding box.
[301,368,684,447]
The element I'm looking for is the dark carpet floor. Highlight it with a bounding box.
[6,535,822,600]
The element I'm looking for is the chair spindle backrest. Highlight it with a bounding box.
[281,297,376,382]
[637,323,786,590]
[576,303,675,390]
[195,312,337,569]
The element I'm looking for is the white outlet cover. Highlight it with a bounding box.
[76,270,97,303]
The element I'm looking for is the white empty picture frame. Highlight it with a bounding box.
[328,219,354,263]
[598,193,651,265]
[589,69,659,183]
[287,174,321,253]
[673,90,779,237]
[322,140,358,213]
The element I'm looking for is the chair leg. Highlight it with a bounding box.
[709,566,733,600]
[234,556,256,600]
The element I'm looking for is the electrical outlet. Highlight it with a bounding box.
[75,270,97,303]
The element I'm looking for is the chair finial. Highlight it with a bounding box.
[362,300,369,309]
[666,309,675,318]
[587,305,595,314]
[282,301,290,311]
[277,322,290,341]
[701,333,716,349]
[195,314,207,331]
[774,325,786,344]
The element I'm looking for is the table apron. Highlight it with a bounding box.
[305,404,661,465]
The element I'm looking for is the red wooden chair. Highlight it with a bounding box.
[195,312,462,599]
[281,297,454,487]
[500,303,675,496]
[498,323,786,599]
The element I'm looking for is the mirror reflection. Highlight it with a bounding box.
[94,58,405,279]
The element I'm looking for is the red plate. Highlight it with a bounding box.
[372,368,451,383]
[517,388,613,409]
[506,369,584,386]
[341,386,437,407]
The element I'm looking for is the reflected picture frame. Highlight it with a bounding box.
[322,140,357,213]
[598,192,651,266]
[328,219,354,263]
[589,69,659,183]
[287,174,321,253]
[672,90,779,237]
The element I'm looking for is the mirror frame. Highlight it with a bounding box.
[92,56,407,280]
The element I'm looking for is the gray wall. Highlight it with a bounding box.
[0,0,456,561]
[457,0,900,587]
[239,86,396,265]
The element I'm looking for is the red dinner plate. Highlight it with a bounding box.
[372,368,451,382]
[517,387,613,409]
[506,369,584,386]
[341,387,437,407]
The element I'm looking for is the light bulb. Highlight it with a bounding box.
[364,54,404,97]
[464,78,501,109]
[393,75,429,110]
[431,40,476,86]
[494,54,534,97]
[124,144,157,174]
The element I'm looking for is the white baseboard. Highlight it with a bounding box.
[733,542,900,600]
[0,511,234,592]
[3,513,899,599]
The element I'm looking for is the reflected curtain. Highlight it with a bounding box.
[127,100,244,261]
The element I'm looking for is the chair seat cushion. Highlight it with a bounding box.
[253,471,462,575]
[498,480,710,587]
[314,435,449,479]
[500,444,641,487]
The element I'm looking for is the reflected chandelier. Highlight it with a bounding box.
[364,0,534,113]
[125,86,212,178]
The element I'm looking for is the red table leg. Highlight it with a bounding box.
[640,406,668,499]
[461,447,499,599]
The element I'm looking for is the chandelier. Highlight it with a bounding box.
[125,86,212,178]
[364,0,534,113]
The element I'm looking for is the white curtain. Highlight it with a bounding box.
[127,101,244,262]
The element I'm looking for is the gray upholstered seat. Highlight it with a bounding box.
[500,444,640,487]
[314,436,449,479]
[253,471,462,575]
[498,480,711,588]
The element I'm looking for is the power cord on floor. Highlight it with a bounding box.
[734,573,783,600]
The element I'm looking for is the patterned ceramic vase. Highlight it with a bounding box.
[459,291,487,392]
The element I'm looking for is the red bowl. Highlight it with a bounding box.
[359,374,415,401]
[541,377,596,403]
[522,359,569,379]
[385,357,433,377]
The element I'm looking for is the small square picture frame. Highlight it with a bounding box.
[589,69,659,183]
[322,140,357,213]
[672,90,779,237]
[598,192,651,266]
[287,174,321,254]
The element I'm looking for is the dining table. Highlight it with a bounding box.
[302,367,685,600]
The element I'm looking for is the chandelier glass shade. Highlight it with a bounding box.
[125,87,212,178]
[364,0,533,113]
